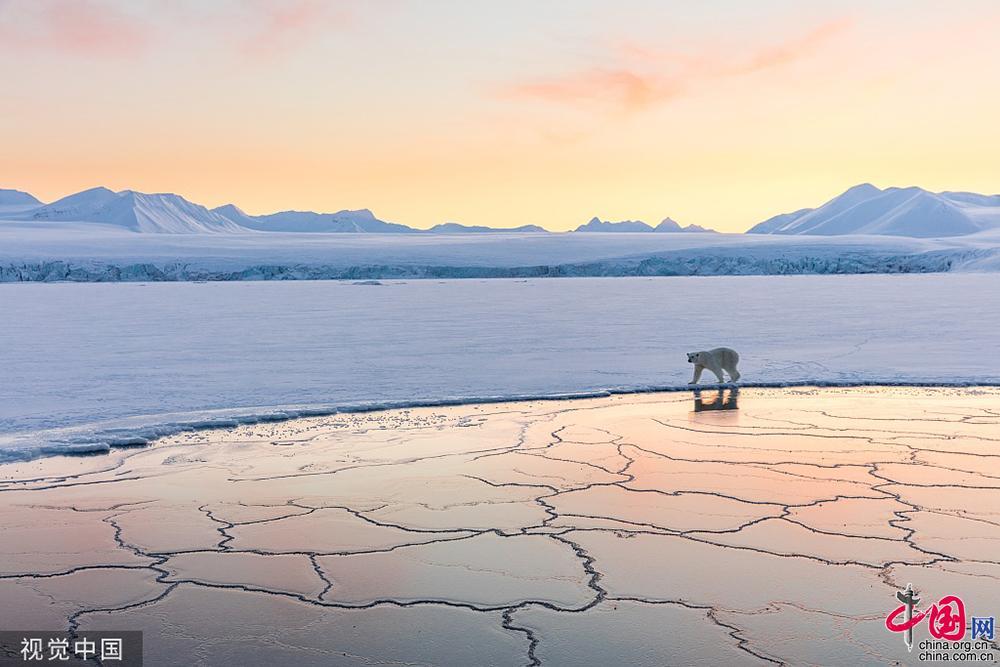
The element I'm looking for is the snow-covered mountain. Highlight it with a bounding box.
[106,191,247,233]
[748,208,812,235]
[748,184,1000,237]
[0,188,41,208]
[211,205,552,234]
[576,216,714,233]
[11,182,999,237]
[215,206,416,233]
[26,186,119,220]
[575,217,654,232]
[21,188,244,233]
[427,222,547,233]
[6,186,558,234]
[211,203,257,227]
[5,185,721,235]
[654,217,716,233]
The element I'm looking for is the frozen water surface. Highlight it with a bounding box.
[3,274,1000,462]
[1,387,999,664]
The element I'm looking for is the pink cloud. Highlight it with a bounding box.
[509,67,682,114]
[239,0,351,61]
[505,18,852,114]
[731,19,853,74]
[0,1,355,62]
[0,0,151,58]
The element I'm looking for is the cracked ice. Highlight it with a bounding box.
[2,386,1000,665]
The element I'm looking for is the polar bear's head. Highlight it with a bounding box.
[687,352,702,364]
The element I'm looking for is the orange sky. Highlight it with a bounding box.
[2,0,999,231]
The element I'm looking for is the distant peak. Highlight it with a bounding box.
[653,217,716,233]
[120,190,189,201]
[575,217,653,232]
[748,182,1000,237]
[0,188,42,205]
[844,183,882,196]
[333,208,376,220]
[655,217,682,231]
[886,185,927,195]
[682,223,716,233]
[427,221,548,233]
[78,186,117,196]
[210,203,256,226]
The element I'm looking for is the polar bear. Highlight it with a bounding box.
[687,347,740,384]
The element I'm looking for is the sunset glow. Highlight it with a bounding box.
[2,0,999,231]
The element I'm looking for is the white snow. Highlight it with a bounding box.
[749,184,1000,237]
[4,185,999,281]
[224,207,415,233]
[573,217,713,233]
[655,217,713,233]
[9,183,1000,238]
[2,273,1000,463]
[427,222,547,233]
[104,191,246,233]
[4,219,1000,281]
[575,217,656,232]
[17,188,244,233]
[0,188,40,207]
[25,186,119,220]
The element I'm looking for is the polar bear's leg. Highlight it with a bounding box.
[723,361,740,381]
[727,351,741,381]
[709,365,726,383]
[689,365,703,385]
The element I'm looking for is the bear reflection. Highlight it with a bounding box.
[693,387,739,412]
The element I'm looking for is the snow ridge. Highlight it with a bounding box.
[749,184,1000,237]
[22,188,245,233]
[575,217,715,233]
[231,208,416,233]
[0,188,41,207]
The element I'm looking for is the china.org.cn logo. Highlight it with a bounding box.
[885,583,996,655]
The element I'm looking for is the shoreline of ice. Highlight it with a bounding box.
[0,248,991,282]
[3,379,999,464]
[2,224,999,282]
[5,274,1000,466]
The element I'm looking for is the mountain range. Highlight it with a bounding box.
[4,183,1000,236]
[2,187,559,234]
[212,204,416,233]
[2,186,717,235]
[213,207,550,234]
[574,217,714,233]
[749,183,1000,237]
